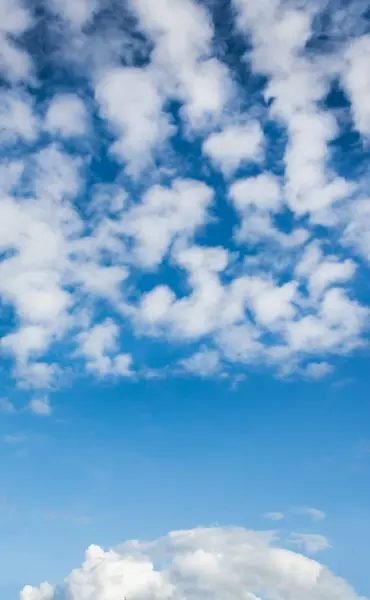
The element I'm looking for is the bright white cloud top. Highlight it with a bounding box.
[21,526,366,600]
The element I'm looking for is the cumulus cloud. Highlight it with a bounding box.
[75,320,133,377]
[203,122,264,176]
[180,348,222,377]
[44,94,89,138]
[20,526,366,600]
[131,0,233,127]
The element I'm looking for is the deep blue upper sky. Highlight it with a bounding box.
[0,0,370,599]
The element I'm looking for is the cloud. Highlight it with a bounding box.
[44,94,89,138]
[263,512,285,521]
[131,0,233,127]
[0,0,33,82]
[342,198,370,262]
[294,507,326,522]
[29,396,52,417]
[203,122,264,176]
[0,91,38,143]
[180,349,222,377]
[341,35,370,135]
[0,0,369,387]
[290,533,332,556]
[48,0,99,29]
[95,66,175,173]
[75,319,133,377]
[20,526,365,600]
[122,180,214,267]
[302,362,334,380]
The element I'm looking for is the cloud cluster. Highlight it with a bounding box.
[20,526,366,600]
[0,0,369,389]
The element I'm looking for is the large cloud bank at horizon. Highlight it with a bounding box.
[1,0,370,390]
[20,526,367,600]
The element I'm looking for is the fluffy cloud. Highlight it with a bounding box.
[180,348,222,377]
[21,526,366,600]
[203,122,264,176]
[121,180,214,267]
[0,91,38,143]
[44,94,89,138]
[342,35,370,135]
[95,66,174,173]
[0,0,33,82]
[48,0,99,29]
[0,0,369,387]
[131,0,233,127]
[75,320,133,377]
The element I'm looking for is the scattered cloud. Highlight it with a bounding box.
[0,0,369,388]
[21,526,364,600]
[294,507,326,523]
[290,533,332,556]
[203,122,263,176]
[180,349,222,377]
[264,512,285,521]
[302,362,334,380]
[44,94,89,138]
[29,396,52,417]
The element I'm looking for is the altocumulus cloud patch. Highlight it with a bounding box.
[0,0,370,389]
[21,526,365,600]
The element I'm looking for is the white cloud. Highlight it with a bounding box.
[0,0,33,82]
[233,0,352,223]
[342,198,370,262]
[95,66,174,173]
[122,180,214,267]
[0,91,38,143]
[284,288,367,355]
[230,173,282,212]
[290,533,332,556]
[203,122,263,176]
[29,396,52,417]
[180,349,222,377]
[75,319,133,377]
[131,0,233,127]
[229,174,308,248]
[48,0,99,28]
[45,94,88,138]
[0,0,369,386]
[264,512,285,521]
[342,35,370,135]
[302,362,334,380]
[294,507,326,522]
[21,526,365,600]
[296,242,356,300]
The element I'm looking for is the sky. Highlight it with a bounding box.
[0,0,370,598]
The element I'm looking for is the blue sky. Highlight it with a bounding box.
[1,0,370,599]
